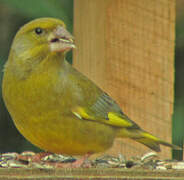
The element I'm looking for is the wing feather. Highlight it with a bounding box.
[72,92,139,129]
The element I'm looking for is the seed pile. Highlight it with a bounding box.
[0,151,183,170]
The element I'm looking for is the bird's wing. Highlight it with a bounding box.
[63,64,139,129]
[72,92,139,129]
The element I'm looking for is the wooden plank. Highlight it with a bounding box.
[0,168,184,180]
[73,0,175,158]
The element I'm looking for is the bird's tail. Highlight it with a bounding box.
[117,128,181,152]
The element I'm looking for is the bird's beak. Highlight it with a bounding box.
[49,26,75,52]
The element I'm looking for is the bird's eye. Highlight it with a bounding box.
[35,27,43,35]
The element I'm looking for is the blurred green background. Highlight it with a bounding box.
[0,0,183,159]
[172,0,184,160]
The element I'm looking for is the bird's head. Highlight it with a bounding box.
[10,18,75,63]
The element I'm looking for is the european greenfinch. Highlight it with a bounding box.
[2,18,180,157]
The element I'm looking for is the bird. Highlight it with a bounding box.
[2,18,180,164]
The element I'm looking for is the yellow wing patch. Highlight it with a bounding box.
[107,112,133,127]
[72,107,95,120]
[72,107,133,128]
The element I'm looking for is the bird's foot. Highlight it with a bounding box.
[16,151,52,163]
[47,153,92,168]
[70,153,91,168]
[16,152,92,168]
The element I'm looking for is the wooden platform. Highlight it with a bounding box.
[0,168,184,180]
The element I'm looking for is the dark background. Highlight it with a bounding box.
[0,0,183,159]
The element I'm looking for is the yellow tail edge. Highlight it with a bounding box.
[118,128,182,152]
[134,131,182,152]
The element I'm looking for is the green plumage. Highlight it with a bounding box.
[2,18,181,156]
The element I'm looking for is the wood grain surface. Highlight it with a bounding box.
[0,168,184,180]
[73,0,175,158]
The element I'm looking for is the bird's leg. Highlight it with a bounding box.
[53,152,92,168]
[70,152,92,168]
[17,152,92,168]
[16,151,52,163]
[31,152,52,162]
